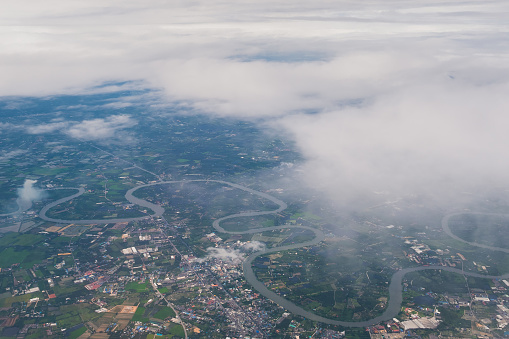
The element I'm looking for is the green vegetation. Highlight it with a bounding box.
[32,167,69,176]
[55,313,82,328]
[0,247,30,267]
[147,334,172,339]
[437,307,469,331]
[0,292,45,307]
[125,281,150,292]
[0,247,47,268]
[0,233,44,247]
[131,306,149,323]
[220,215,283,232]
[448,214,509,249]
[153,306,176,320]
[252,237,394,322]
[406,269,495,294]
[169,323,186,337]
[158,287,169,294]
[69,326,87,339]
[25,328,47,339]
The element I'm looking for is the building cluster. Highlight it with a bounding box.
[403,237,466,267]
[367,315,440,339]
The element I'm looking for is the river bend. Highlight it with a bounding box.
[37,181,509,327]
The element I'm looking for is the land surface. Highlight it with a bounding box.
[0,88,508,338]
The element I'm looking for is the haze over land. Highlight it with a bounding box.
[2,0,509,208]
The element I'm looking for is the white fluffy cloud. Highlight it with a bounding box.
[203,247,244,264]
[202,241,266,263]
[65,115,137,140]
[241,241,266,252]
[17,179,45,206]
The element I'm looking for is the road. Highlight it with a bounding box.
[149,277,188,339]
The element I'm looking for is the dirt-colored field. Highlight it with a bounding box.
[108,305,137,314]
[0,315,18,327]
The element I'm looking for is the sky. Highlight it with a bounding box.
[2,0,509,208]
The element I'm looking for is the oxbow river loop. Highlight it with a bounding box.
[38,180,509,327]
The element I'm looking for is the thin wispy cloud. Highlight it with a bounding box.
[0,149,27,162]
[26,121,69,134]
[26,115,137,142]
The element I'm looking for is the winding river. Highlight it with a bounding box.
[36,180,509,327]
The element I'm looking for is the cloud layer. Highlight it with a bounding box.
[2,1,509,207]
[278,78,509,207]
